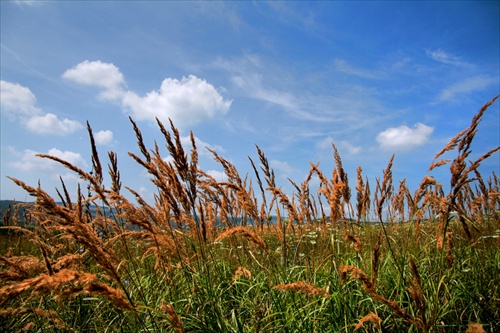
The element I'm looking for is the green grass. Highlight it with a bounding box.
[1,96,499,332]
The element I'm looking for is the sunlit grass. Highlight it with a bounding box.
[1,96,499,332]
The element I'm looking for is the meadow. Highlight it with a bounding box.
[1,96,499,332]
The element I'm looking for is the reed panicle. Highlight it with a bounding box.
[354,312,382,331]
[273,281,330,297]
[215,226,267,250]
[161,301,184,333]
[233,266,252,280]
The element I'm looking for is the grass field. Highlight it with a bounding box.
[1,96,499,332]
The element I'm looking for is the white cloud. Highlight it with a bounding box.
[94,130,114,146]
[0,80,40,118]
[437,76,498,102]
[26,113,83,135]
[62,60,126,100]
[377,123,433,151]
[63,61,231,129]
[9,148,87,172]
[1,80,83,135]
[425,49,472,67]
[122,75,231,128]
[206,169,227,182]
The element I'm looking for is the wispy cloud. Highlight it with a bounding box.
[12,0,43,7]
[425,49,473,68]
[376,123,434,151]
[437,75,499,102]
[332,59,379,79]
[1,80,83,135]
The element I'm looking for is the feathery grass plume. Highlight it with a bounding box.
[255,144,276,189]
[0,255,44,279]
[429,95,499,241]
[248,156,267,215]
[392,179,407,221]
[355,166,365,223]
[209,147,261,225]
[341,264,427,331]
[233,266,252,280]
[0,269,93,307]
[354,312,382,331]
[332,143,352,214]
[407,256,428,331]
[129,116,151,164]
[372,230,382,288]
[56,176,73,210]
[161,301,184,333]
[86,121,103,185]
[345,234,362,254]
[376,154,395,222]
[273,281,330,297]
[430,95,499,170]
[268,187,298,230]
[52,254,84,272]
[108,151,122,194]
[465,323,486,333]
[215,226,267,250]
[79,281,135,311]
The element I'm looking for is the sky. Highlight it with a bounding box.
[1,1,499,207]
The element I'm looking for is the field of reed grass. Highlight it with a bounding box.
[1,96,499,332]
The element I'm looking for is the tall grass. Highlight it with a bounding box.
[1,96,499,332]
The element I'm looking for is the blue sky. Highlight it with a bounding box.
[1,1,499,206]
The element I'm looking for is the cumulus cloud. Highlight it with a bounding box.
[9,148,87,172]
[1,80,82,135]
[26,113,83,135]
[437,76,498,102]
[62,60,126,100]
[376,123,433,151]
[94,130,114,146]
[63,60,232,128]
[122,75,231,128]
[0,80,40,118]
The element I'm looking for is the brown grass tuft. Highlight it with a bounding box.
[273,281,330,297]
[215,226,267,250]
[161,301,184,333]
[466,322,486,333]
[354,312,382,331]
[233,266,252,280]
